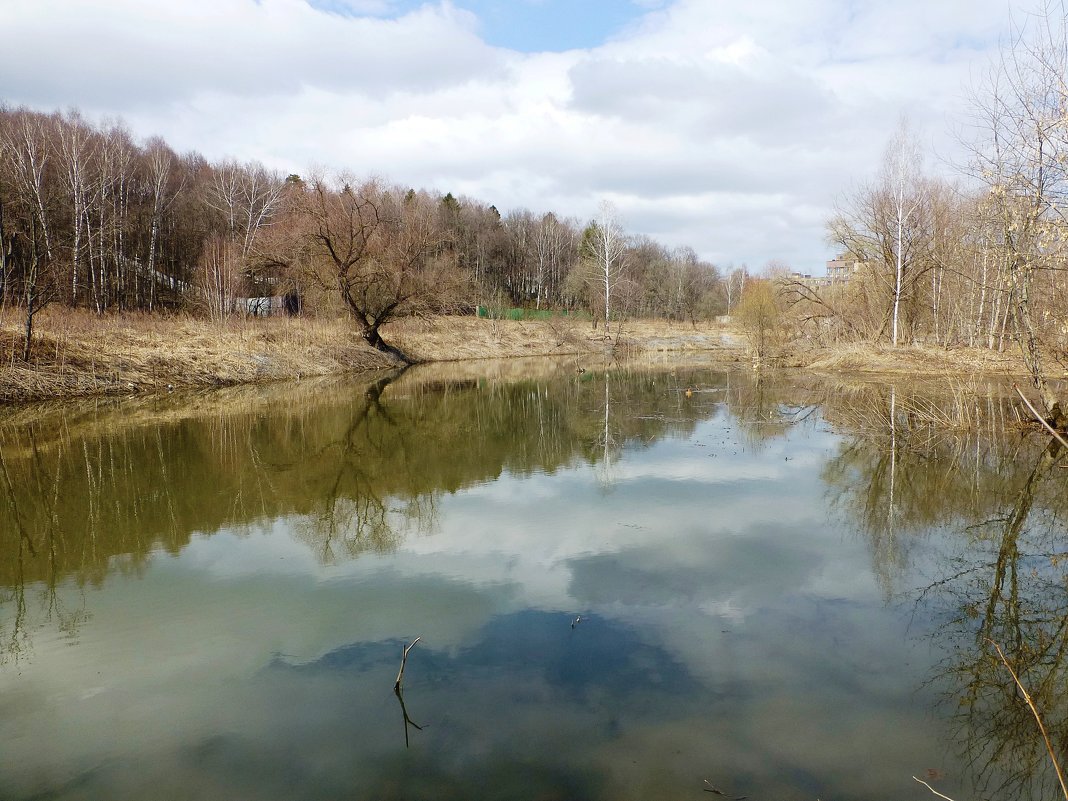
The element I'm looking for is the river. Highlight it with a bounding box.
[0,360,1064,801]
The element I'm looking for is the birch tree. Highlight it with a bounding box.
[828,125,932,345]
[581,201,629,332]
[0,109,59,359]
[882,119,928,346]
[55,110,96,304]
[142,137,183,309]
[206,160,286,258]
[967,1,1068,421]
[91,122,135,311]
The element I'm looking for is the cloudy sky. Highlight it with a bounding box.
[0,0,1027,272]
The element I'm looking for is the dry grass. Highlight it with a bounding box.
[384,315,743,362]
[0,307,395,403]
[384,315,596,361]
[0,307,1046,405]
[798,341,1025,377]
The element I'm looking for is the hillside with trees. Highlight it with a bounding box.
[0,106,724,364]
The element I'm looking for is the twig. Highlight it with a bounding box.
[393,636,421,693]
[912,776,957,801]
[1013,383,1068,450]
[394,684,424,748]
[987,638,1068,801]
[702,780,745,799]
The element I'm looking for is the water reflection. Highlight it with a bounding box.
[0,364,717,664]
[1,364,1065,800]
[821,380,1068,799]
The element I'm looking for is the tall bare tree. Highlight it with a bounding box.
[580,201,629,332]
[967,1,1068,421]
[0,109,60,359]
[882,119,928,346]
[54,110,96,304]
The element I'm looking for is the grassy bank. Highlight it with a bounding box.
[0,309,395,403]
[0,308,1039,404]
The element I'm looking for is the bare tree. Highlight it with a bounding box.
[966,1,1068,421]
[668,247,721,325]
[829,121,931,346]
[54,110,96,304]
[206,160,286,258]
[90,121,135,312]
[0,109,60,359]
[580,201,629,332]
[723,265,748,315]
[735,278,783,362]
[295,176,468,357]
[883,119,928,346]
[193,234,243,321]
[142,137,184,310]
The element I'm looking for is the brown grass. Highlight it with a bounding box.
[0,308,1045,404]
[0,308,395,403]
[796,341,1025,377]
[384,315,743,362]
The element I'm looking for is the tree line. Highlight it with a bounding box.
[772,6,1068,423]
[0,105,724,361]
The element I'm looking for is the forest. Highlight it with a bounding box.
[0,105,725,361]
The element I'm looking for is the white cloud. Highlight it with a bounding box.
[0,0,1023,270]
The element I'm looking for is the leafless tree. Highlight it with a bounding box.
[577,201,630,333]
[0,109,60,359]
[295,177,468,357]
[966,0,1068,420]
[882,118,928,346]
[193,234,243,321]
[54,109,96,304]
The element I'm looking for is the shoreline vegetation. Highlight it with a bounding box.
[3,58,1068,419]
[0,307,1038,405]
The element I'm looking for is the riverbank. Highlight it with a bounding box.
[0,308,1036,403]
[0,310,396,403]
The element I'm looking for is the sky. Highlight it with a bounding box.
[0,0,1029,272]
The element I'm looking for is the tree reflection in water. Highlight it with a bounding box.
[0,364,716,662]
[823,380,1068,800]
[3,366,1065,799]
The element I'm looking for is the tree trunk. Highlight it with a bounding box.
[22,305,33,362]
[1011,257,1059,418]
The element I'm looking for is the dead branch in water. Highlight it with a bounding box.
[393,636,421,693]
[394,684,424,748]
[1014,384,1068,451]
[987,638,1068,801]
[912,776,957,801]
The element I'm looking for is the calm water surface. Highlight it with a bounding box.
[0,362,1064,801]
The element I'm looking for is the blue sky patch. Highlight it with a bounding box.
[452,0,659,52]
[310,0,665,52]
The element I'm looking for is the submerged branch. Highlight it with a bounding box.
[1014,383,1068,449]
[393,636,421,693]
[912,776,958,801]
[987,638,1068,801]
